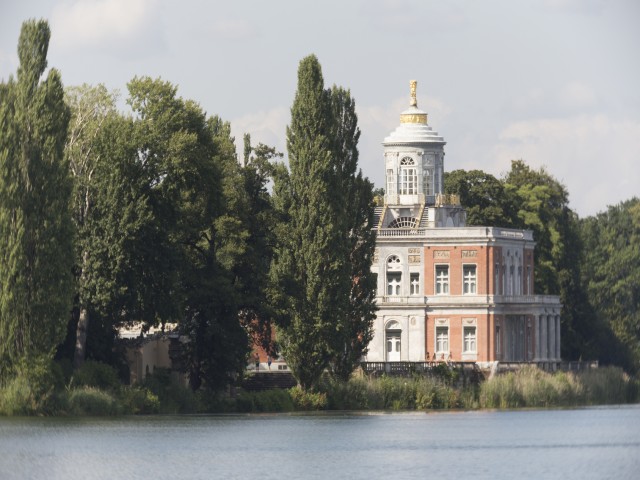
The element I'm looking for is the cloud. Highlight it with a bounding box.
[51,0,163,57]
[211,19,258,40]
[491,114,640,216]
[541,0,607,14]
[0,47,17,79]
[230,106,289,160]
[558,81,597,109]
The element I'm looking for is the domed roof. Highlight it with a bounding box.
[383,81,445,146]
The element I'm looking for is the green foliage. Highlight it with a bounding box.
[66,387,121,416]
[0,19,74,366]
[71,360,120,391]
[271,55,376,389]
[62,83,119,368]
[141,368,197,413]
[0,355,65,415]
[319,375,465,410]
[289,385,328,410]
[445,169,518,227]
[580,198,640,372]
[479,366,636,408]
[118,386,160,414]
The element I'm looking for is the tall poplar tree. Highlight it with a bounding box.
[271,55,376,389]
[327,86,377,380]
[0,20,73,367]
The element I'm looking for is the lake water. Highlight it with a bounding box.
[1,405,639,480]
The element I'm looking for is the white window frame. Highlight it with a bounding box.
[435,264,449,295]
[463,326,477,354]
[399,157,417,195]
[462,264,477,295]
[387,272,401,296]
[386,169,396,195]
[386,255,402,296]
[435,326,449,354]
[410,272,420,295]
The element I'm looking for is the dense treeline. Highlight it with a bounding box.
[0,21,376,401]
[445,168,640,373]
[1,19,638,415]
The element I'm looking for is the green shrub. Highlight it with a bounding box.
[0,355,65,415]
[322,376,369,410]
[141,368,197,413]
[579,367,633,404]
[289,386,327,410]
[195,390,236,413]
[66,387,121,416]
[72,361,120,391]
[119,387,160,414]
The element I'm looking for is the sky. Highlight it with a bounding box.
[1,0,638,217]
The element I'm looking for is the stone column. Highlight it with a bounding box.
[541,314,548,360]
[555,315,561,360]
[548,316,555,362]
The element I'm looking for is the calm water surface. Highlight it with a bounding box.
[1,405,639,479]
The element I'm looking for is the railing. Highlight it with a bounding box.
[496,361,598,372]
[361,361,598,377]
[377,228,426,237]
[361,361,479,376]
[377,294,562,306]
[375,226,535,241]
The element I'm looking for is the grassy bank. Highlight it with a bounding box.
[1,361,637,416]
[236,366,639,413]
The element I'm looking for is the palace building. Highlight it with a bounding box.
[366,81,562,366]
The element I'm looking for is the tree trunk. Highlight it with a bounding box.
[73,250,90,369]
[73,306,88,368]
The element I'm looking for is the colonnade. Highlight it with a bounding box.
[536,314,561,360]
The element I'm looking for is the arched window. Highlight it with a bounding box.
[399,157,417,195]
[388,216,418,229]
[386,255,402,296]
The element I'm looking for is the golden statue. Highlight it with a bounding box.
[410,80,417,107]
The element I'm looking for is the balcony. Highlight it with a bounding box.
[376,294,561,307]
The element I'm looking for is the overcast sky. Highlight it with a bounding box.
[1,0,638,217]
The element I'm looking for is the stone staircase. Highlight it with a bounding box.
[241,372,298,392]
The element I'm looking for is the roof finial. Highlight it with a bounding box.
[410,80,417,107]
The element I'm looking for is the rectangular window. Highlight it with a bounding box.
[436,326,449,354]
[386,169,395,195]
[424,169,433,196]
[463,265,477,294]
[435,265,449,295]
[496,325,501,355]
[400,168,417,195]
[387,272,401,296]
[463,326,477,353]
[410,273,420,295]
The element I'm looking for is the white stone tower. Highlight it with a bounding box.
[377,80,465,229]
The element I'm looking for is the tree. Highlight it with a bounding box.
[444,169,518,227]
[581,198,640,372]
[236,135,283,355]
[271,55,376,389]
[326,86,377,381]
[62,84,119,368]
[0,20,74,368]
